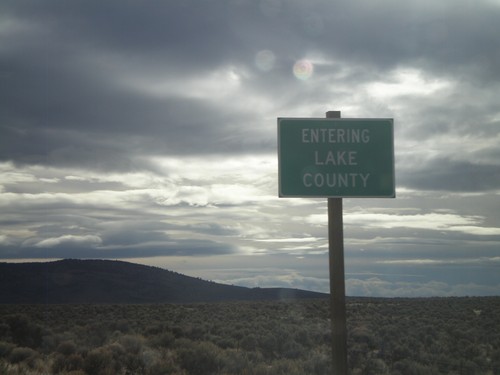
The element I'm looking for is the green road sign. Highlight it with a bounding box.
[278,118,395,198]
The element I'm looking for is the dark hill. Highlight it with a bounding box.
[0,259,327,304]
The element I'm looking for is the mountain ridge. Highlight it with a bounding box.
[0,259,328,304]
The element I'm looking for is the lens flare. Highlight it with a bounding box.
[255,50,276,72]
[293,59,314,80]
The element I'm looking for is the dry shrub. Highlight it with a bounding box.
[0,341,15,358]
[56,340,77,356]
[8,346,37,364]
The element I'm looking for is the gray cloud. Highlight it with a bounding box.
[3,0,498,166]
[0,241,234,260]
[400,158,500,192]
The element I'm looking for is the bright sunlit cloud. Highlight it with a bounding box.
[365,68,453,99]
[31,234,103,248]
[119,65,248,102]
[377,257,500,266]
[304,211,500,236]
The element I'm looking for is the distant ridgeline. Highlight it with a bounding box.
[0,259,327,304]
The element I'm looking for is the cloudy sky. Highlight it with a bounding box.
[1,0,499,297]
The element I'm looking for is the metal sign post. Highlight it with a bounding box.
[277,110,395,374]
[326,110,348,374]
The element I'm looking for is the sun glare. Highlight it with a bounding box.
[365,68,452,99]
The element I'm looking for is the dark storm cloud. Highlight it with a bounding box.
[0,240,235,260]
[2,0,500,171]
[400,158,500,192]
[0,0,273,169]
[2,1,241,63]
[313,0,500,79]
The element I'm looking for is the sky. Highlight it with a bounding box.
[1,0,499,297]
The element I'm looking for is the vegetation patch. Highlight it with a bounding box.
[1,297,499,374]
